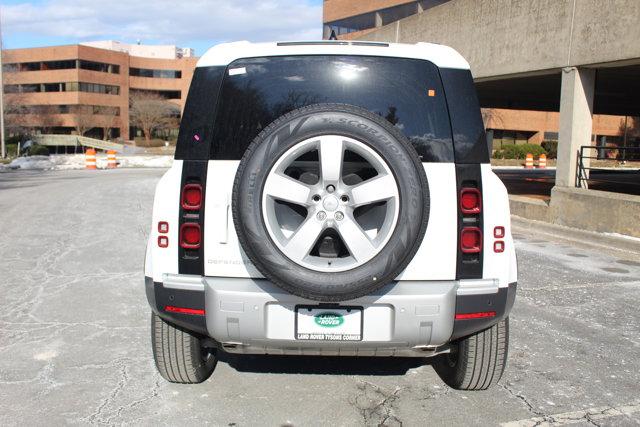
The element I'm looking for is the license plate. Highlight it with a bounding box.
[295,306,362,341]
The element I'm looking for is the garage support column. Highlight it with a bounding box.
[556,67,595,187]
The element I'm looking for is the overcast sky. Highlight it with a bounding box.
[1,0,323,55]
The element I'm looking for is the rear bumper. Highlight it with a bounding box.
[146,275,516,357]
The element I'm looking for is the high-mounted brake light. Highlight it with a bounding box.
[460,188,482,214]
[180,223,201,249]
[461,227,482,253]
[455,311,496,320]
[181,184,202,210]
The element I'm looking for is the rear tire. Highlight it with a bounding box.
[434,318,509,390]
[151,313,217,383]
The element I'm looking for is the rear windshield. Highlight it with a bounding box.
[210,55,454,162]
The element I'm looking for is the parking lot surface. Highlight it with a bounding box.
[1,169,639,426]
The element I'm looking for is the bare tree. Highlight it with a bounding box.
[94,106,119,140]
[129,92,180,144]
[481,108,503,129]
[70,105,94,137]
[39,105,62,134]
[3,96,31,136]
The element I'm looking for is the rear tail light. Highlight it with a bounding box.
[461,227,482,253]
[181,184,202,210]
[180,223,201,249]
[157,235,168,248]
[165,305,205,316]
[158,221,169,234]
[460,188,482,214]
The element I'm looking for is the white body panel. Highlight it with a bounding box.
[395,163,457,280]
[146,160,183,282]
[196,41,470,70]
[481,164,518,287]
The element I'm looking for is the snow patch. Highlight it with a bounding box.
[2,154,173,171]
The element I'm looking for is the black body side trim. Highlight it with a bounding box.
[174,66,225,161]
[455,163,484,279]
[439,68,490,164]
[450,282,517,341]
[178,160,208,275]
[145,277,207,335]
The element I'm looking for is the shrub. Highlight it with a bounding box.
[541,140,558,159]
[27,145,50,156]
[493,143,546,160]
[134,137,169,147]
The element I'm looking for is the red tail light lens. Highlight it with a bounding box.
[158,221,169,234]
[461,227,482,253]
[157,235,168,248]
[180,223,201,249]
[181,184,202,210]
[165,305,205,316]
[460,188,482,214]
[455,311,496,320]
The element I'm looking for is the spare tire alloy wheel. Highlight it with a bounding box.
[233,104,429,301]
[263,135,399,272]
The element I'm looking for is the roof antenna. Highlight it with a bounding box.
[329,29,338,41]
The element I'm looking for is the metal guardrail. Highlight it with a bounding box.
[32,134,124,152]
[576,145,640,192]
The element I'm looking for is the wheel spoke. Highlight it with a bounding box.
[350,174,397,206]
[336,216,377,262]
[285,218,324,261]
[264,172,311,206]
[319,136,344,185]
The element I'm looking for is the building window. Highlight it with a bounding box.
[130,89,181,99]
[79,60,120,74]
[378,2,420,26]
[3,81,120,95]
[130,67,182,79]
[78,82,120,95]
[41,60,77,70]
[324,11,377,36]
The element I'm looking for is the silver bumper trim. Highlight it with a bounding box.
[162,273,205,291]
[456,279,499,296]
[202,277,459,356]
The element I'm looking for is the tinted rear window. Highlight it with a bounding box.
[210,55,454,162]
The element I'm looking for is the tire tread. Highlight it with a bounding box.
[151,313,216,384]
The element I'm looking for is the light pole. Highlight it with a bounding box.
[0,8,5,159]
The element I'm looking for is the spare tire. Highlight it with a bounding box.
[232,104,429,301]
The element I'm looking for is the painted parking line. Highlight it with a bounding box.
[501,401,640,426]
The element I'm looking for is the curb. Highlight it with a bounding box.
[511,215,640,255]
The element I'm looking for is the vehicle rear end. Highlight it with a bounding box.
[144,41,517,389]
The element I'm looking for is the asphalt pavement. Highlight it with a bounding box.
[1,168,639,426]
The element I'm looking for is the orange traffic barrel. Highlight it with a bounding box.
[538,153,547,169]
[525,153,534,169]
[85,148,97,170]
[107,150,117,169]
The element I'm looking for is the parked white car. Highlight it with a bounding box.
[145,40,517,390]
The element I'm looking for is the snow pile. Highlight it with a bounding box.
[2,154,173,171]
[7,156,56,170]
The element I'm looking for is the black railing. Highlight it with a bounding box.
[576,146,640,195]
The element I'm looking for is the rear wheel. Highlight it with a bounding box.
[434,318,509,390]
[151,313,217,383]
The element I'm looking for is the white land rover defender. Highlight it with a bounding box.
[145,41,517,390]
